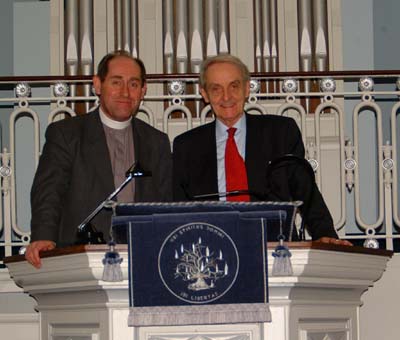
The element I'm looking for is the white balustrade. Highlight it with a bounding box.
[1,72,400,265]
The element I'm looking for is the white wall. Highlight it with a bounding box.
[0,2,48,336]
[0,271,39,339]
[360,254,400,340]
[0,0,15,150]
[12,1,50,232]
[341,0,379,235]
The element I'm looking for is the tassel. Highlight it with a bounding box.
[102,241,123,282]
[272,237,293,276]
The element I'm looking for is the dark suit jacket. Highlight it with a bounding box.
[31,110,172,246]
[173,114,337,240]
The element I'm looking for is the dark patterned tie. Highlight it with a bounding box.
[225,128,250,201]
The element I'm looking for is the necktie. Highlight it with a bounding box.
[225,128,250,201]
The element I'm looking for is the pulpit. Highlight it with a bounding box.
[5,242,391,340]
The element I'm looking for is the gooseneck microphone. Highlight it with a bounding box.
[192,190,265,201]
[266,154,315,183]
[265,153,316,241]
[75,161,152,245]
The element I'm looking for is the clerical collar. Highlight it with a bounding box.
[99,108,132,130]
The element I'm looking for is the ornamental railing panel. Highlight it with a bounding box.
[1,70,400,264]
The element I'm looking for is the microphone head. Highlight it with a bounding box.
[126,162,152,178]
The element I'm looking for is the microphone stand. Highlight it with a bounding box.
[75,162,152,245]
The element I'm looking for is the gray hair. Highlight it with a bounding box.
[199,54,250,89]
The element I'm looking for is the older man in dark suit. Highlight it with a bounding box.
[173,54,351,245]
[25,50,172,268]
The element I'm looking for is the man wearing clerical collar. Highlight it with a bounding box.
[26,50,172,268]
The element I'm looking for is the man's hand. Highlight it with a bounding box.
[316,237,353,246]
[25,240,56,269]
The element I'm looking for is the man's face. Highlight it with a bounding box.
[200,62,250,127]
[93,56,147,122]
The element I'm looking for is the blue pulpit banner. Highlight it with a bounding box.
[112,201,300,326]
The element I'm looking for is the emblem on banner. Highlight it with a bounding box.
[158,222,239,304]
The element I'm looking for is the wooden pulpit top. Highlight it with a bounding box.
[3,242,393,264]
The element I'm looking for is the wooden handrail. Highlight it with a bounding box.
[1,69,400,84]
[3,242,392,264]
